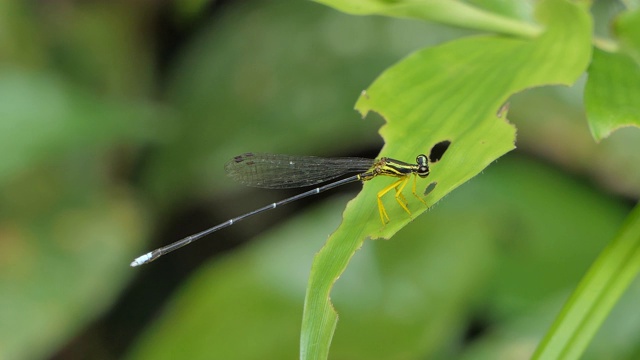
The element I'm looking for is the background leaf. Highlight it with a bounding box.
[532,202,640,360]
[313,0,540,37]
[584,8,640,141]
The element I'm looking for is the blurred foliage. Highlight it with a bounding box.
[0,0,639,359]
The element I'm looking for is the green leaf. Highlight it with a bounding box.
[313,0,541,37]
[584,8,640,142]
[531,203,640,360]
[301,0,591,358]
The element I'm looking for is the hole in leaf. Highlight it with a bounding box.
[424,181,437,196]
[429,140,451,163]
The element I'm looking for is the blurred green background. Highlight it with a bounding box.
[1,0,639,359]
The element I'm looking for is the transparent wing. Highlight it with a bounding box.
[224,153,374,189]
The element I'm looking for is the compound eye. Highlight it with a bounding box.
[416,154,428,166]
[416,154,430,177]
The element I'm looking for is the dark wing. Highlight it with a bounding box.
[224,153,374,189]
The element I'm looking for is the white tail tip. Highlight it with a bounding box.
[130,252,152,267]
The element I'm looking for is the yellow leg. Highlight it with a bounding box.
[393,176,412,216]
[377,177,411,224]
[411,174,428,205]
[377,175,429,225]
[394,181,408,208]
[377,197,390,224]
[376,179,402,224]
